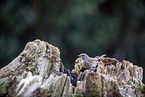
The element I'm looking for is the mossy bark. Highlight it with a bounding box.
[0,39,144,97]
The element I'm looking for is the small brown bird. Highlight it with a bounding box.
[78,53,106,69]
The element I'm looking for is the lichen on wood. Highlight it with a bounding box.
[73,57,144,97]
[0,39,73,97]
[0,39,144,97]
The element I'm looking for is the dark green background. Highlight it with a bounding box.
[0,0,145,83]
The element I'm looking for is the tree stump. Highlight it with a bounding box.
[0,39,145,97]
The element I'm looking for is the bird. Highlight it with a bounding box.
[78,53,106,69]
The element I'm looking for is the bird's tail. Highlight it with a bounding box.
[98,54,106,59]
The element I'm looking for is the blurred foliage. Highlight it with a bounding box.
[0,0,145,82]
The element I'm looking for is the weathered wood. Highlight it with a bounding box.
[0,39,145,97]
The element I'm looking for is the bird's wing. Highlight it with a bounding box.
[83,60,91,68]
[88,58,99,62]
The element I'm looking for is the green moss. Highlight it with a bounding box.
[75,93,83,97]
[83,90,100,97]
[89,90,100,97]
[95,90,100,97]
[74,89,83,97]
[0,81,10,95]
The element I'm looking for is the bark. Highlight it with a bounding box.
[0,39,145,97]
